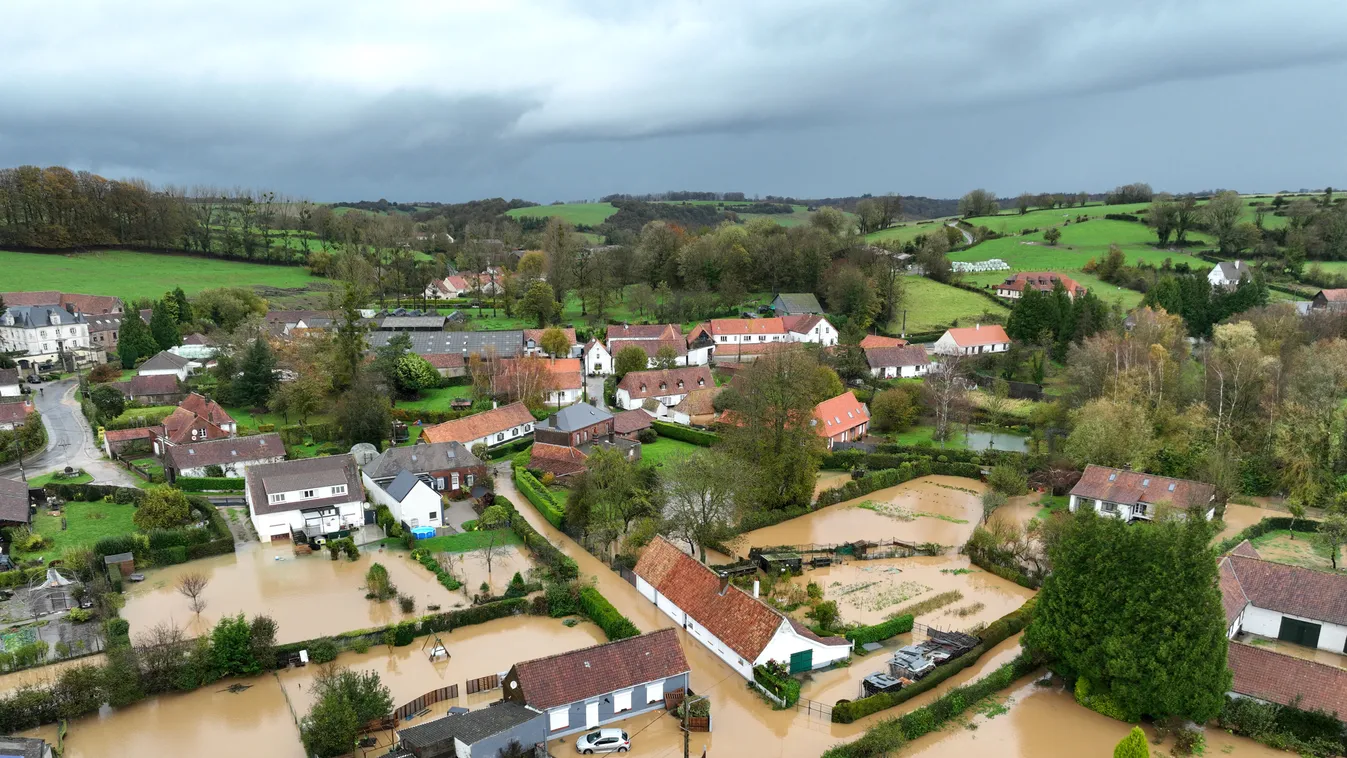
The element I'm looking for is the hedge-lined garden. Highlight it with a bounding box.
[577,587,639,640]
[1214,515,1322,555]
[816,460,982,508]
[650,420,719,447]
[514,467,564,528]
[753,662,802,708]
[174,476,246,492]
[831,599,1035,723]
[844,614,914,646]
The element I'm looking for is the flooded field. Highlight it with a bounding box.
[0,653,107,694]
[963,429,1029,452]
[1216,502,1285,543]
[814,469,853,496]
[122,541,534,644]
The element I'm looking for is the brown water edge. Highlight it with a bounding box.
[1216,502,1285,543]
[901,676,1288,758]
[988,493,1044,531]
[815,469,852,496]
[0,654,107,695]
[121,541,535,644]
[738,476,987,552]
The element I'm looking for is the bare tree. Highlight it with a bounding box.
[177,572,209,616]
[924,354,969,443]
[437,552,469,598]
[476,530,506,581]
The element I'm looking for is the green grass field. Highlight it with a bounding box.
[29,501,139,562]
[0,250,325,301]
[409,528,523,554]
[25,470,94,488]
[865,219,956,244]
[505,203,618,226]
[396,385,474,411]
[639,437,700,468]
[895,276,1008,334]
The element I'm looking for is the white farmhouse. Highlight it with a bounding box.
[137,351,198,381]
[614,366,713,411]
[421,401,535,449]
[582,340,612,376]
[634,536,852,680]
[1068,464,1217,522]
[245,455,365,543]
[1220,541,1347,653]
[1208,260,1251,290]
[933,324,1011,356]
[865,345,930,379]
[0,305,93,373]
[163,432,285,482]
[782,314,838,346]
[363,469,444,530]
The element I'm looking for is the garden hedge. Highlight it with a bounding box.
[752,664,801,708]
[504,498,579,581]
[174,476,246,492]
[650,420,719,447]
[1214,516,1323,555]
[0,567,50,589]
[577,586,640,641]
[1218,694,1346,757]
[514,467,564,528]
[488,437,534,460]
[844,614,914,646]
[411,549,463,591]
[815,461,978,507]
[831,598,1035,723]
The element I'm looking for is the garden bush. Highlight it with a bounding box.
[650,420,718,447]
[1217,695,1346,757]
[502,498,578,580]
[513,467,564,528]
[413,550,463,591]
[577,587,639,640]
[844,614,914,646]
[309,639,339,664]
[752,661,801,708]
[175,476,246,492]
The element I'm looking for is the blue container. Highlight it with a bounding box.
[411,526,436,540]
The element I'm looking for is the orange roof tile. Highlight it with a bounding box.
[860,334,907,348]
[707,318,785,336]
[422,402,535,444]
[942,324,1010,347]
[814,391,869,437]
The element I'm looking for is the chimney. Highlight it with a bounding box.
[752,580,760,599]
[718,573,729,596]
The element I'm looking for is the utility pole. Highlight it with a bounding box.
[682,694,707,758]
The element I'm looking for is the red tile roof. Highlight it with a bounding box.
[1217,557,1249,627]
[423,353,466,370]
[510,629,690,711]
[528,442,588,477]
[120,374,180,398]
[706,318,785,336]
[633,537,787,662]
[1224,554,1347,626]
[781,314,826,334]
[0,291,122,314]
[496,358,583,391]
[1316,289,1347,302]
[673,388,719,418]
[860,334,907,349]
[814,392,869,438]
[1228,643,1347,719]
[1069,465,1214,510]
[996,272,1086,296]
[165,433,284,470]
[607,324,681,341]
[523,328,577,349]
[942,324,1011,347]
[612,410,653,435]
[0,401,35,426]
[177,393,235,427]
[1230,540,1261,558]
[421,402,534,444]
[617,367,713,402]
[103,427,158,442]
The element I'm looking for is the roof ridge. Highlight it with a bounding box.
[515,628,676,669]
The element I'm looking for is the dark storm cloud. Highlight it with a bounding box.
[2,0,1346,200]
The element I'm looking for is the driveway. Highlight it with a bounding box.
[585,374,608,409]
[0,377,139,486]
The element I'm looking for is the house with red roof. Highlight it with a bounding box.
[781,314,838,346]
[813,391,870,449]
[633,536,851,680]
[933,323,1011,356]
[860,334,908,349]
[994,272,1087,300]
[1068,465,1217,522]
[421,401,535,449]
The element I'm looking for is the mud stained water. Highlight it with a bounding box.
[121,542,534,644]
[1216,502,1285,543]
[989,494,1045,531]
[0,654,107,695]
[740,476,986,550]
[814,469,852,496]
[901,678,1288,758]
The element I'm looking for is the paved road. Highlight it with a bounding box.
[0,377,138,485]
[585,374,608,409]
[947,220,975,246]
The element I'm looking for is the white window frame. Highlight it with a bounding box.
[332,484,347,496]
[302,489,315,499]
[646,679,664,703]
[614,689,632,713]
[466,474,475,487]
[450,473,459,490]
[268,493,286,504]
[549,708,569,731]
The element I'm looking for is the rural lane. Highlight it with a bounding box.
[0,377,138,486]
[947,220,974,246]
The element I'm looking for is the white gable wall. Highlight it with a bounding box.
[1240,605,1347,653]
[754,620,852,672]
[362,472,444,528]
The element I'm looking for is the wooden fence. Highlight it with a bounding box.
[394,685,459,721]
[465,673,501,695]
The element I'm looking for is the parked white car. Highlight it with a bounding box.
[575,728,630,754]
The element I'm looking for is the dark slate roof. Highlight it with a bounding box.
[1215,260,1250,281]
[1,305,86,327]
[378,315,446,330]
[541,402,613,433]
[164,433,283,470]
[512,629,689,711]
[0,477,30,524]
[103,551,134,564]
[138,351,192,371]
[0,735,52,758]
[383,469,421,503]
[773,293,823,314]
[0,368,19,386]
[399,702,540,748]
[364,441,483,479]
[367,330,525,358]
[246,455,363,515]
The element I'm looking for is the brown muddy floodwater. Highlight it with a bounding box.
[1216,502,1285,543]
[121,542,535,644]
[814,469,852,497]
[0,654,108,695]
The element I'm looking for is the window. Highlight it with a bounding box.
[646,680,663,703]
[549,708,569,731]
[497,433,505,442]
[429,512,437,522]
[303,490,315,499]
[466,474,474,487]
[333,485,346,496]
[717,336,725,343]
[450,473,459,490]
[1101,501,1117,513]
[269,493,286,504]
[614,689,632,713]
[39,330,46,338]
[511,428,519,437]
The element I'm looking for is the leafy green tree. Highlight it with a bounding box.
[870,386,920,433]
[1024,509,1231,723]
[980,490,1007,524]
[88,383,127,421]
[1064,398,1155,471]
[170,287,193,324]
[807,600,840,631]
[148,298,181,351]
[826,264,880,330]
[663,450,738,562]
[1113,726,1149,758]
[958,188,999,218]
[565,447,655,556]
[337,376,392,446]
[331,280,370,391]
[301,689,359,758]
[236,337,278,408]
[301,666,393,758]
[133,485,191,530]
[654,345,679,370]
[116,305,159,368]
[393,353,439,395]
[518,281,559,328]
[1318,514,1347,570]
[988,464,1029,496]
[614,345,649,378]
[539,326,570,358]
[249,615,278,669]
[1043,226,1061,246]
[210,614,263,678]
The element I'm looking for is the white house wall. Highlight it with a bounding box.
[1241,605,1347,653]
[178,455,283,479]
[249,501,362,542]
[755,621,852,671]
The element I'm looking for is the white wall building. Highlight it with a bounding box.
[783,315,838,346]
[0,305,92,372]
[1068,465,1217,522]
[246,455,365,542]
[0,369,19,397]
[363,469,444,529]
[933,324,1011,356]
[614,367,713,411]
[1220,542,1347,655]
[137,351,197,381]
[583,340,612,376]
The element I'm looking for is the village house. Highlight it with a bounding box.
[582,340,612,376]
[367,330,527,359]
[424,274,470,300]
[634,536,852,680]
[364,469,445,530]
[0,291,122,316]
[422,353,467,378]
[859,334,908,349]
[0,304,95,373]
[814,391,870,449]
[162,432,285,482]
[665,387,719,427]
[0,400,36,431]
[0,368,20,397]
[245,454,365,542]
[782,314,838,346]
[171,333,217,361]
[493,357,584,407]
[612,409,652,440]
[114,374,183,405]
[1311,289,1347,310]
[1208,260,1251,289]
[994,272,1087,300]
[263,310,333,335]
[396,701,542,758]
[933,324,1011,356]
[1068,465,1217,522]
[0,477,32,528]
[865,345,930,379]
[614,366,714,411]
[361,440,485,495]
[529,403,641,477]
[421,401,535,449]
[136,350,197,381]
[503,629,691,739]
[692,317,790,346]
[771,292,823,316]
[103,392,240,459]
[86,314,122,355]
[606,324,681,343]
[523,328,579,357]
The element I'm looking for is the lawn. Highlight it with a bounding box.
[110,405,176,426]
[505,203,618,226]
[28,500,139,562]
[379,529,522,554]
[396,385,474,412]
[866,219,956,245]
[639,437,700,468]
[1251,530,1344,574]
[894,276,1008,334]
[1035,494,1069,521]
[25,470,93,488]
[888,425,966,447]
[0,250,324,301]
[221,405,334,434]
[452,286,772,332]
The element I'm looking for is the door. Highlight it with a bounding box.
[585,701,600,729]
[789,649,813,674]
[1278,616,1322,649]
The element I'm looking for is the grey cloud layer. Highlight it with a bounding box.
[2,0,1346,200]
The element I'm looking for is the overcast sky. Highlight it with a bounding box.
[3,0,1346,203]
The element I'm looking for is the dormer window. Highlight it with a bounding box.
[268,493,285,504]
[659,382,667,390]
[1141,478,1150,487]
[303,490,315,499]
[677,380,684,389]
[1108,473,1117,481]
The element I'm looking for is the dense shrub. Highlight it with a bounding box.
[844,614,914,646]
[753,662,801,708]
[486,437,534,460]
[1217,695,1346,757]
[175,476,246,492]
[309,639,339,663]
[412,550,463,591]
[151,546,189,565]
[577,587,640,640]
[650,420,719,447]
[513,467,564,528]
[503,498,579,581]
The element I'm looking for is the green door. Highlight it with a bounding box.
[789,649,813,674]
[1278,617,1321,649]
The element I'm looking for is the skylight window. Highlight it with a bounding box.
[1108,473,1117,481]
